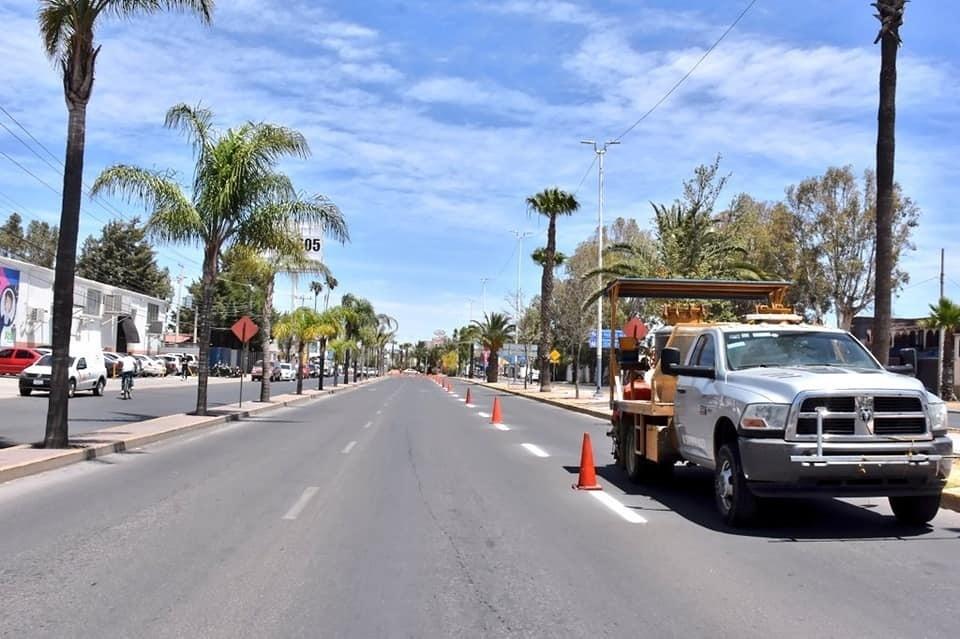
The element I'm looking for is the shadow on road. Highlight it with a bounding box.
[571,463,952,541]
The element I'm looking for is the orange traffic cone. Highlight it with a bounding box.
[464,387,473,405]
[490,397,503,424]
[573,433,602,490]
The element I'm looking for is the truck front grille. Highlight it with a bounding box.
[797,417,854,435]
[794,394,928,437]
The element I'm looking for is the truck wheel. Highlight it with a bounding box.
[624,420,643,482]
[715,442,759,527]
[888,494,941,526]
[20,388,31,396]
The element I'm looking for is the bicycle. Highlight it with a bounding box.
[121,373,133,400]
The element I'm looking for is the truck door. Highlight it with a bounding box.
[675,334,718,465]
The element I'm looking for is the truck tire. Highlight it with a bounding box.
[888,494,941,526]
[623,419,672,482]
[714,442,759,527]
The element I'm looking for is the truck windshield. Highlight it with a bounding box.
[724,331,880,371]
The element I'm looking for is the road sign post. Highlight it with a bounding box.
[231,316,260,408]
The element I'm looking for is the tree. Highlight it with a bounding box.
[924,298,960,401]
[531,247,567,268]
[309,280,323,311]
[314,307,342,389]
[274,307,326,395]
[553,274,592,398]
[340,294,375,382]
[872,0,907,365]
[76,218,172,300]
[472,312,515,383]
[39,0,213,448]
[23,220,59,268]
[0,213,24,258]
[786,166,917,330]
[92,103,348,416]
[323,272,338,311]
[526,187,579,392]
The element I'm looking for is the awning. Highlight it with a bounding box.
[120,315,141,343]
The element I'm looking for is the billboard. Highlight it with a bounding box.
[588,329,624,349]
[0,267,20,347]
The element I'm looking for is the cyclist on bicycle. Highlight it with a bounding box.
[119,353,137,398]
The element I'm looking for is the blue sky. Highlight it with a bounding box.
[1,0,958,342]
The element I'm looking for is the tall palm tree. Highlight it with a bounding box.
[472,312,515,383]
[527,188,579,392]
[309,280,324,311]
[38,0,213,448]
[924,298,960,401]
[92,103,348,415]
[531,247,567,269]
[323,272,338,311]
[314,307,342,390]
[341,293,375,382]
[274,307,326,395]
[871,0,907,366]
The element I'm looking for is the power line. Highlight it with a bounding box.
[572,155,597,198]
[613,0,757,142]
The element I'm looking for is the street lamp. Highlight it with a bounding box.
[510,229,533,386]
[581,139,619,398]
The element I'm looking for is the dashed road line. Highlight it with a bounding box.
[363,421,372,429]
[282,487,320,520]
[342,441,357,454]
[521,443,549,458]
[589,491,647,524]
[493,423,511,431]
[477,411,490,418]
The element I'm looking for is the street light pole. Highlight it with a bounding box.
[480,277,490,318]
[582,139,619,398]
[510,230,533,386]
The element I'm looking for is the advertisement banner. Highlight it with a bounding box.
[0,267,20,347]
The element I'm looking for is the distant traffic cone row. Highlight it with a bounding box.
[464,387,473,405]
[573,432,602,490]
[490,396,503,424]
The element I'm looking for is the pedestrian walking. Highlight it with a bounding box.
[181,357,189,380]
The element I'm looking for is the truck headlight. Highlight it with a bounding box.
[928,401,948,434]
[740,403,791,430]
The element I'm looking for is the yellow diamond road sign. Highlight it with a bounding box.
[549,349,561,364]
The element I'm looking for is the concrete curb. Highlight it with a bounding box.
[0,377,384,485]
[943,489,960,514]
[458,377,612,421]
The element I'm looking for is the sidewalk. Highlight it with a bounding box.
[0,377,382,484]
[460,377,960,515]
[0,374,243,399]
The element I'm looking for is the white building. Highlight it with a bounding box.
[0,255,168,354]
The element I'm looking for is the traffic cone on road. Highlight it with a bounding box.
[573,433,602,490]
[490,397,503,424]
[464,387,473,405]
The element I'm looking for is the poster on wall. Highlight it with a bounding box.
[0,267,20,347]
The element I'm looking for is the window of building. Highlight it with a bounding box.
[84,289,101,316]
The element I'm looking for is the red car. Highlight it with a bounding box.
[0,348,44,375]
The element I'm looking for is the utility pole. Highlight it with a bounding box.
[938,248,946,397]
[510,230,533,386]
[174,264,184,340]
[581,139,619,397]
[480,277,490,318]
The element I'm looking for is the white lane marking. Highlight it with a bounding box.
[376,410,382,415]
[451,393,460,398]
[521,443,549,458]
[363,421,372,429]
[342,441,357,454]
[282,487,320,520]
[477,411,490,418]
[465,404,476,408]
[589,491,647,524]
[493,423,510,431]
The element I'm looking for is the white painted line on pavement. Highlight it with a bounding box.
[493,423,511,431]
[376,409,382,415]
[477,411,490,418]
[282,487,320,520]
[342,440,357,454]
[363,421,372,429]
[521,443,549,458]
[465,404,476,408]
[451,393,460,398]
[589,491,647,524]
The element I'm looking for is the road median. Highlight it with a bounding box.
[0,377,383,485]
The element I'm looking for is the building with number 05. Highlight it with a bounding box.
[0,255,168,354]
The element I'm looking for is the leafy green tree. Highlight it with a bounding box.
[873,0,907,365]
[527,188,579,392]
[92,103,347,415]
[786,166,917,330]
[341,294,376,382]
[553,274,592,398]
[76,218,172,300]
[472,312,515,383]
[274,307,326,395]
[0,213,24,258]
[39,0,213,448]
[314,307,343,389]
[923,298,960,400]
[23,220,59,268]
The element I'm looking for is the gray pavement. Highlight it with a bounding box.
[1,376,959,638]
[0,375,342,446]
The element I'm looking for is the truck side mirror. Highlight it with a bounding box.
[661,347,681,376]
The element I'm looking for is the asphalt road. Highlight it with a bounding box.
[0,375,338,446]
[1,376,958,638]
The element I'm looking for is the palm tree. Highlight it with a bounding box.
[532,247,567,269]
[924,298,960,401]
[472,312,515,383]
[92,103,348,415]
[38,0,213,448]
[871,0,907,366]
[309,280,324,311]
[314,307,342,390]
[323,272,338,311]
[341,294,375,382]
[527,188,579,392]
[274,307,326,395]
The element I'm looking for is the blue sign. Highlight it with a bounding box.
[588,329,624,349]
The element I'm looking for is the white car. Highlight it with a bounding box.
[276,362,296,381]
[18,350,108,397]
[136,355,166,377]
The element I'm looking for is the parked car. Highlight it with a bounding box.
[135,355,166,377]
[19,350,107,397]
[0,348,43,375]
[276,362,296,381]
[102,352,123,378]
[251,360,281,382]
